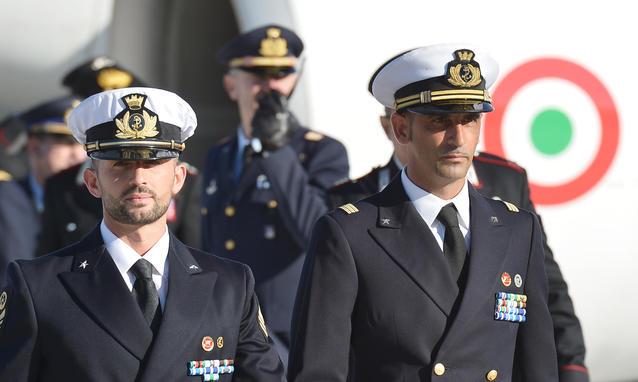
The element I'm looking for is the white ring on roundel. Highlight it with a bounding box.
[499,78,601,187]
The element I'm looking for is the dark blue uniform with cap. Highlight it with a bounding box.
[0,96,81,284]
[201,25,349,349]
[289,44,558,381]
[0,87,285,381]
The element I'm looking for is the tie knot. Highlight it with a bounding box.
[437,203,460,228]
[130,259,154,280]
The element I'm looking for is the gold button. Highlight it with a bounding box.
[201,207,208,216]
[433,363,445,376]
[225,240,235,251]
[225,205,235,217]
[267,200,278,209]
[486,369,498,381]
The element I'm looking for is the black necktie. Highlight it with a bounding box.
[437,203,467,282]
[130,259,162,333]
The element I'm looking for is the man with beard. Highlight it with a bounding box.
[0,87,285,381]
[328,107,588,381]
[37,57,201,254]
[289,45,558,380]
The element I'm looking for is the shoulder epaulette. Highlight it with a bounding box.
[304,131,324,142]
[0,170,12,181]
[474,152,525,173]
[501,200,519,212]
[338,203,359,215]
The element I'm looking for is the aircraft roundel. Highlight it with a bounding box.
[484,58,620,205]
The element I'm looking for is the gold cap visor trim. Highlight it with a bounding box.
[229,56,298,68]
[30,123,73,136]
[395,89,492,110]
[85,140,185,153]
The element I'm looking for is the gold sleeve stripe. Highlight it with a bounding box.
[502,201,519,212]
[0,170,12,181]
[339,203,359,215]
[257,306,269,338]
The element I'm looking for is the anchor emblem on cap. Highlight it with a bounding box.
[447,49,482,88]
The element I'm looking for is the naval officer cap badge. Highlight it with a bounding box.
[369,43,499,114]
[217,24,304,78]
[68,87,197,161]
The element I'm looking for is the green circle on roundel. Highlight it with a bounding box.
[530,108,573,156]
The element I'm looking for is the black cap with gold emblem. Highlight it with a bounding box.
[68,87,197,160]
[369,44,499,114]
[217,24,304,77]
[21,95,82,141]
[62,56,147,99]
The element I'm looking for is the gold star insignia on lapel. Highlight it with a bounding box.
[79,260,89,269]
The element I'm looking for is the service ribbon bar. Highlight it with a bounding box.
[188,359,234,369]
[188,366,235,376]
[494,292,528,323]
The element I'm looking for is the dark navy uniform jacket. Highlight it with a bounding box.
[0,227,285,381]
[0,178,39,283]
[201,126,349,339]
[327,151,588,382]
[290,176,558,381]
[36,161,202,254]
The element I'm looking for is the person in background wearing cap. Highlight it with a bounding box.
[328,106,588,381]
[289,45,558,381]
[0,96,85,282]
[202,24,349,362]
[0,87,285,381]
[36,57,202,255]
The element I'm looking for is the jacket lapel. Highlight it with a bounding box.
[59,227,154,360]
[368,177,458,317]
[138,235,218,382]
[441,185,512,345]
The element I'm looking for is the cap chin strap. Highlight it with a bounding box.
[85,139,185,153]
[394,89,492,110]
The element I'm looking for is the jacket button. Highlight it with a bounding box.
[201,207,208,216]
[225,205,235,217]
[225,240,235,251]
[267,200,278,209]
[486,369,498,381]
[433,363,445,376]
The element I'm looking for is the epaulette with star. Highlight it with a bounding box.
[304,131,324,142]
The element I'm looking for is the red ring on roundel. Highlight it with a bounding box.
[484,58,620,205]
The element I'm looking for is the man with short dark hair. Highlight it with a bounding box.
[0,87,285,381]
[290,44,558,381]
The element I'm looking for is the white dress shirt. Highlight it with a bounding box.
[401,168,471,251]
[100,221,170,311]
